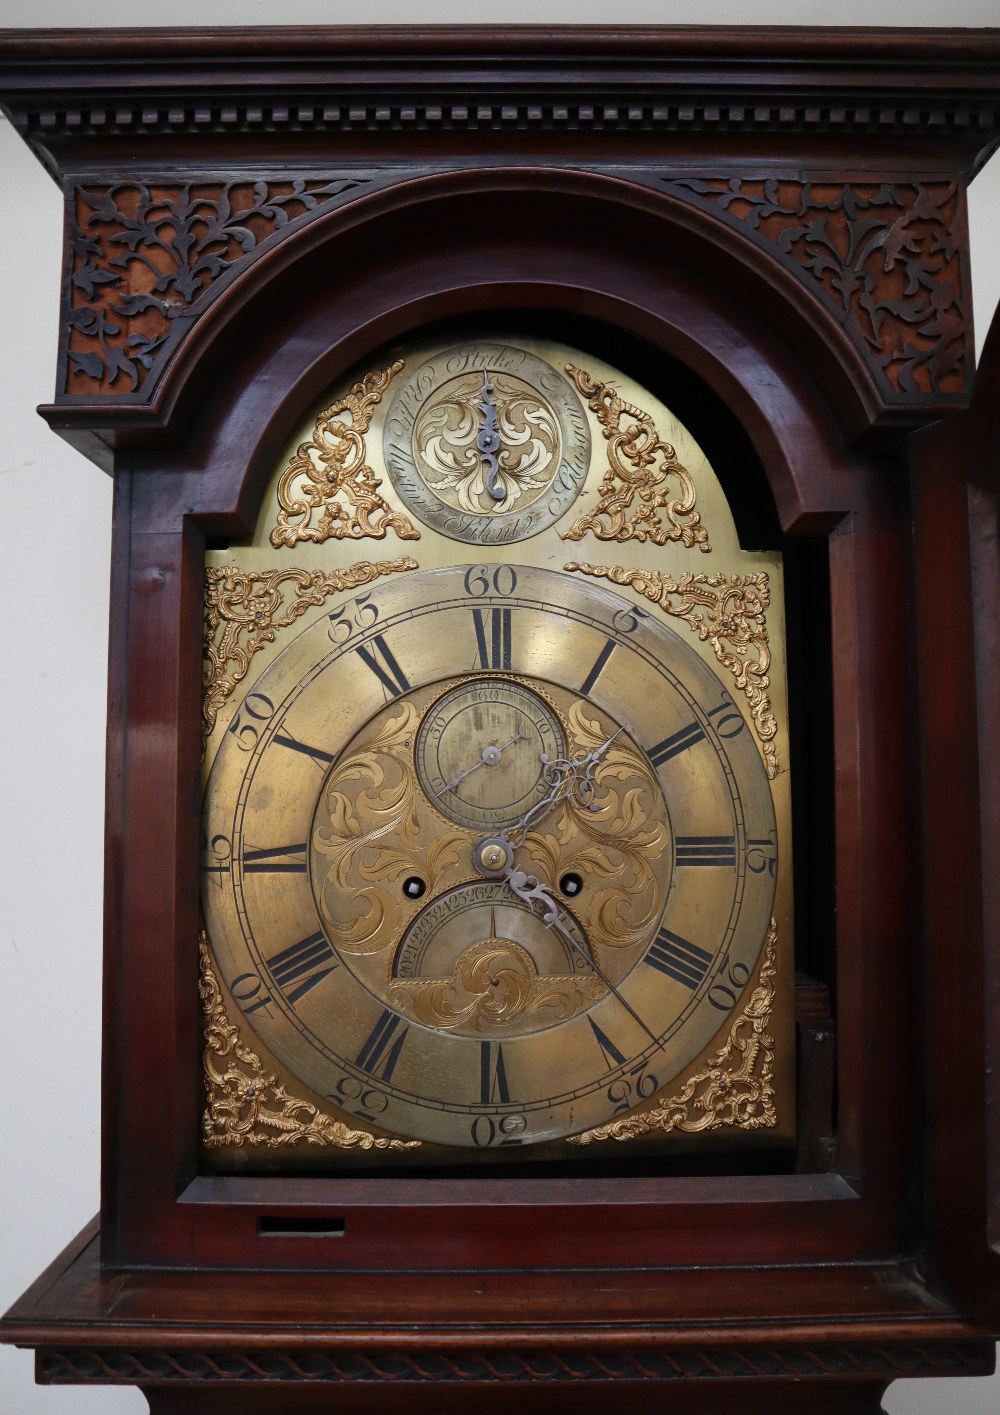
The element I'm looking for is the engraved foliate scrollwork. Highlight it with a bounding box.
[561,366,711,552]
[270,362,420,547]
[389,934,604,1034]
[311,701,469,956]
[202,558,418,748]
[415,373,562,515]
[522,700,669,953]
[199,937,419,1150]
[569,919,777,1143]
[565,562,778,779]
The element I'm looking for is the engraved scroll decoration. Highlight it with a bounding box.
[270,363,420,547]
[565,562,778,779]
[570,919,777,1143]
[199,937,419,1150]
[202,557,418,748]
[560,365,711,552]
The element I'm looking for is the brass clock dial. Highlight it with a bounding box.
[201,563,777,1148]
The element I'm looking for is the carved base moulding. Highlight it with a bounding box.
[7,1221,993,1414]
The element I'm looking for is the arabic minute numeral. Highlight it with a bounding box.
[229,971,274,1018]
[470,1113,527,1148]
[606,1061,659,1117]
[611,602,650,635]
[327,591,380,643]
[200,832,232,887]
[228,692,275,751]
[463,564,518,597]
[332,1075,390,1123]
[707,689,746,738]
[708,959,753,1012]
[747,831,778,877]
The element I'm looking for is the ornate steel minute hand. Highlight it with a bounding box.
[477,369,505,502]
[503,728,623,847]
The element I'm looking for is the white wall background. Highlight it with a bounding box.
[1,3,998,1412]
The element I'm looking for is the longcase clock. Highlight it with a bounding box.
[1,26,999,1415]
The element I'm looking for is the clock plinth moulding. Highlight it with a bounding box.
[1,26,999,1413]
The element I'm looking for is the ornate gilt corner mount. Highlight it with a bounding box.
[270,360,419,546]
[569,919,778,1145]
[560,365,711,552]
[565,561,778,778]
[202,556,419,749]
[199,936,419,1150]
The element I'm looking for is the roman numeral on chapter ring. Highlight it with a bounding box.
[588,1017,628,1070]
[273,731,335,770]
[480,1041,511,1105]
[265,931,338,1003]
[647,720,706,767]
[242,843,308,873]
[645,929,713,989]
[580,638,616,695]
[472,606,512,670]
[355,635,411,698]
[674,835,737,868]
[355,1009,409,1083]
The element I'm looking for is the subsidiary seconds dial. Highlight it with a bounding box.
[416,678,564,831]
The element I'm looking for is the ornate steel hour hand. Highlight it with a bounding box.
[502,863,659,1048]
[503,728,623,847]
[476,369,505,502]
[434,724,530,798]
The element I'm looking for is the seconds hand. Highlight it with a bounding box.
[434,724,529,799]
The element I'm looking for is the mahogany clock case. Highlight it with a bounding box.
[1,24,998,1414]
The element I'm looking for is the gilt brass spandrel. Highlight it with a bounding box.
[569,918,779,1144]
[269,360,419,548]
[560,364,711,553]
[202,558,418,754]
[199,936,420,1151]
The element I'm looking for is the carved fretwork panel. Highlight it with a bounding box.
[661,177,970,400]
[60,168,972,413]
[63,175,389,395]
